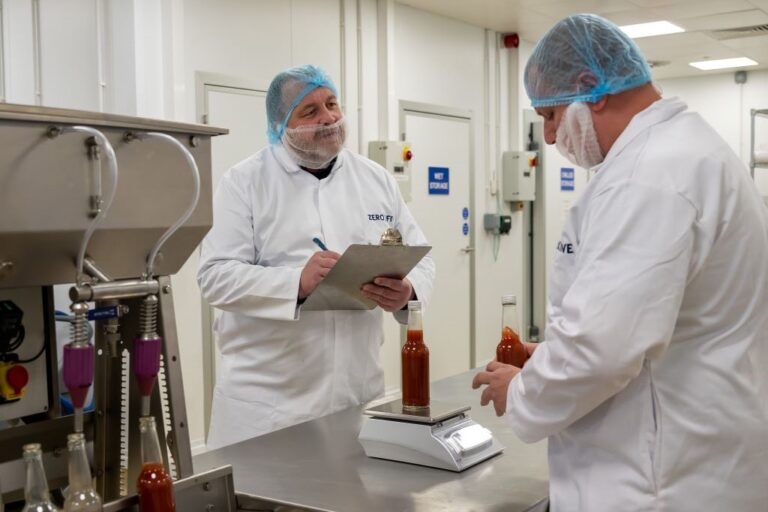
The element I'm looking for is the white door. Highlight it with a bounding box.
[401,105,474,381]
[198,79,267,438]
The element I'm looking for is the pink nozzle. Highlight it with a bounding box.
[63,344,95,409]
[133,337,162,397]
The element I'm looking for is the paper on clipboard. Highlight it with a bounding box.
[301,244,432,311]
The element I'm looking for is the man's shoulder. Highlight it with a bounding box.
[342,148,388,174]
[225,146,273,183]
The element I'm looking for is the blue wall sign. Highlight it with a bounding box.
[462,222,469,236]
[428,167,450,195]
[462,207,469,220]
[561,167,575,191]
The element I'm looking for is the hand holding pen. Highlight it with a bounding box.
[298,237,341,299]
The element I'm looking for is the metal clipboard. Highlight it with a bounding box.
[301,244,432,311]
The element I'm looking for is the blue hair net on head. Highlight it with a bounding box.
[266,65,339,144]
[524,14,652,108]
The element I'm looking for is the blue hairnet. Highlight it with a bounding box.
[266,65,339,144]
[524,14,652,107]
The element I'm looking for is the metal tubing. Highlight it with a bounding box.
[70,279,160,302]
[83,257,113,283]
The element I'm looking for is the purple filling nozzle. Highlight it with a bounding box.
[63,343,95,410]
[133,336,162,397]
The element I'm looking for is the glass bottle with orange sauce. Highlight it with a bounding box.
[496,295,528,368]
[402,300,429,409]
[137,416,175,512]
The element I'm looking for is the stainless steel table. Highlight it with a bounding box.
[194,370,549,511]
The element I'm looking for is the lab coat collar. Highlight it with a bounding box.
[601,96,688,168]
[271,144,346,176]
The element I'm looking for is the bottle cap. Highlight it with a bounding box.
[501,294,517,305]
[407,300,422,311]
[23,443,42,457]
[139,415,157,432]
[67,432,85,448]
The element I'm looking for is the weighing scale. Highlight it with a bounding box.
[358,399,504,472]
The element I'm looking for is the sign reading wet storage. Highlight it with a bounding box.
[428,167,450,195]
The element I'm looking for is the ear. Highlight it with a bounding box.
[590,96,609,113]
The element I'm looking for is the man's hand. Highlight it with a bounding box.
[472,361,521,417]
[299,251,341,299]
[361,277,415,312]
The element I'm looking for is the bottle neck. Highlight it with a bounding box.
[67,438,94,492]
[407,309,423,331]
[501,303,519,333]
[406,310,424,344]
[24,453,52,504]
[140,417,165,466]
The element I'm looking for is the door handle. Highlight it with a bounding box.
[460,246,475,253]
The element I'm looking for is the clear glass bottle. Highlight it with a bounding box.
[137,416,176,512]
[402,300,429,409]
[63,433,102,511]
[496,295,528,368]
[22,443,61,512]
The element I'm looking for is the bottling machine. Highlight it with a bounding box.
[0,103,236,510]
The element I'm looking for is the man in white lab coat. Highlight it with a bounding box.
[473,14,768,511]
[198,65,435,449]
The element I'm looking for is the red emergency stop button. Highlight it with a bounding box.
[403,145,413,161]
[7,364,29,394]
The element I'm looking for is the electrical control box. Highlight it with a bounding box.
[502,151,537,202]
[368,140,413,202]
[0,288,51,421]
[484,214,512,235]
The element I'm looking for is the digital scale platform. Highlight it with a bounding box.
[358,399,504,472]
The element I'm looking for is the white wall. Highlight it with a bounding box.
[173,0,344,452]
[657,69,768,195]
[390,4,524,369]
[2,0,530,453]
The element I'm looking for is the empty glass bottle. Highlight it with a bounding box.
[402,300,429,409]
[63,433,102,511]
[137,416,175,512]
[496,295,528,368]
[22,443,61,512]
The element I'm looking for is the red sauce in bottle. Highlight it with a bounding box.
[402,329,429,408]
[497,326,528,368]
[137,462,176,512]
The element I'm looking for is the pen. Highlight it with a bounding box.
[312,237,329,251]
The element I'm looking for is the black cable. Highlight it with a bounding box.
[17,327,46,363]
[0,324,25,354]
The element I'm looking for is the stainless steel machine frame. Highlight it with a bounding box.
[0,103,231,509]
[750,108,768,178]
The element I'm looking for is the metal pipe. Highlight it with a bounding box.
[83,257,113,283]
[70,279,160,302]
[356,0,364,154]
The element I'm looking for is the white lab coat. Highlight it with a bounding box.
[198,145,434,449]
[507,97,768,511]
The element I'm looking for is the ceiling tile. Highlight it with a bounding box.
[628,0,692,7]
[747,0,768,13]
[603,9,668,25]
[720,33,768,49]
[676,9,768,31]
[526,0,636,20]
[739,46,768,61]
[395,0,768,78]
[650,0,755,20]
